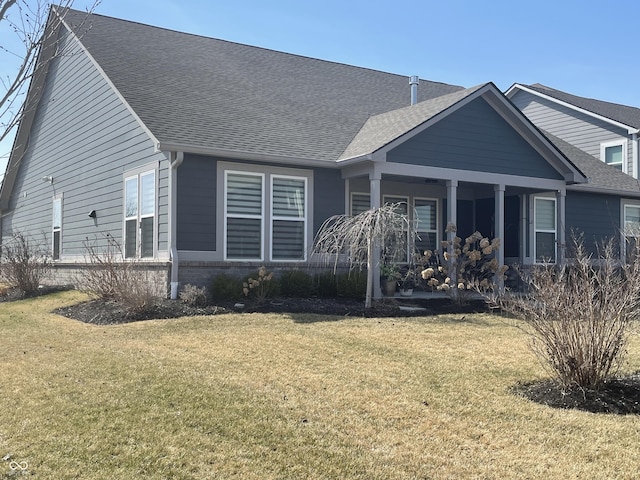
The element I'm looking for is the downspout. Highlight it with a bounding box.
[633,132,638,179]
[168,151,184,299]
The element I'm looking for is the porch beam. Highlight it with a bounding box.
[446,180,458,291]
[370,173,382,299]
[494,184,505,290]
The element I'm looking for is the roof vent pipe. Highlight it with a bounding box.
[410,75,419,105]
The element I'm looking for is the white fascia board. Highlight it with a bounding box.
[507,84,639,135]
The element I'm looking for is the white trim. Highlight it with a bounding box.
[123,164,159,259]
[414,196,440,253]
[533,196,557,264]
[621,199,640,261]
[600,139,628,173]
[506,84,639,135]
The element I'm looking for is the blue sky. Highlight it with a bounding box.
[2,0,640,173]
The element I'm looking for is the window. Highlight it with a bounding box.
[415,198,438,254]
[351,193,370,216]
[601,140,627,172]
[271,176,306,260]
[534,197,556,263]
[623,204,640,261]
[52,197,62,260]
[223,170,308,261]
[124,170,155,258]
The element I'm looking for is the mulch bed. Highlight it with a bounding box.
[4,286,640,415]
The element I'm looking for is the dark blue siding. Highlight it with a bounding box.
[565,192,620,255]
[313,168,344,235]
[177,154,216,251]
[388,98,564,180]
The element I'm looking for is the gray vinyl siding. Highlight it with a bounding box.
[511,91,632,173]
[388,98,564,180]
[565,191,620,256]
[1,30,168,257]
[313,168,344,235]
[176,154,216,251]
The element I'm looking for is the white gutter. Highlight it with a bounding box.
[168,151,184,299]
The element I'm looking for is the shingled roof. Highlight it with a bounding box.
[62,9,464,163]
[523,83,640,131]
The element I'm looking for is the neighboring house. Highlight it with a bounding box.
[507,83,640,257]
[1,7,638,298]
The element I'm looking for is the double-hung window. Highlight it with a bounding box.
[271,176,306,260]
[623,204,640,261]
[601,140,627,172]
[414,198,438,255]
[124,170,156,258]
[52,197,62,260]
[351,193,370,216]
[223,169,308,261]
[534,197,556,263]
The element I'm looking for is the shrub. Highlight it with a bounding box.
[243,266,279,303]
[210,273,243,302]
[78,234,157,316]
[492,237,640,391]
[179,284,209,306]
[336,271,367,299]
[314,270,338,298]
[279,269,315,297]
[0,232,51,295]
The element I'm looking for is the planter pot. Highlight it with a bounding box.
[382,279,397,297]
[400,288,413,297]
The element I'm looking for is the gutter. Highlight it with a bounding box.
[168,151,184,299]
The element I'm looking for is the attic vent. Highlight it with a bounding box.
[410,75,419,105]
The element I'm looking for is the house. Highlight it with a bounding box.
[1,7,638,299]
[507,83,640,257]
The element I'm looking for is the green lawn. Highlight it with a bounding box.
[1,290,639,479]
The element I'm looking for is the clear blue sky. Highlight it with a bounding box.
[2,0,640,173]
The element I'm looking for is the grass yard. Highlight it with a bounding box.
[1,290,639,479]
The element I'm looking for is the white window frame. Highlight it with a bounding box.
[533,196,556,264]
[622,201,640,261]
[383,195,410,263]
[123,167,157,259]
[601,139,628,173]
[414,197,440,254]
[224,171,265,261]
[52,195,62,260]
[270,174,308,262]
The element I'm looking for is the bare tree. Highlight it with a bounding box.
[0,0,98,176]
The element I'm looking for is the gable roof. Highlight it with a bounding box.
[507,83,640,133]
[542,130,640,196]
[60,9,464,163]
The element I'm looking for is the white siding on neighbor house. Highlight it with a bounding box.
[2,29,169,258]
[511,91,634,174]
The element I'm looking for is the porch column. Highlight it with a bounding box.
[446,180,458,290]
[494,184,505,290]
[556,189,566,265]
[370,173,382,299]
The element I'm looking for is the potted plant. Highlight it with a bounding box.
[399,268,416,296]
[380,263,399,296]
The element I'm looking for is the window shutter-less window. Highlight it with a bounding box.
[272,177,305,260]
[226,173,263,260]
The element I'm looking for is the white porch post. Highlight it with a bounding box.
[446,180,458,290]
[556,188,566,265]
[370,173,382,299]
[494,184,505,290]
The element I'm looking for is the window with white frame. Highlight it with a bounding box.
[623,204,640,261]
[224,170,308,261]
[384,195,409,263]
[271,175,306,260]
[414,198,438,254]
[534,197,556,263]
[351,193,370,216]
[225,172,264,260]
[52,197,62,260]
[124,170,156,258]
[601,140,627,172]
